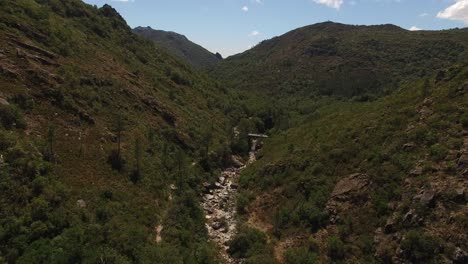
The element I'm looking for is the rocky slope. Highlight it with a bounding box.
[134,26,222,69]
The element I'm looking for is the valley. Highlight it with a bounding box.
[0,1,467,264]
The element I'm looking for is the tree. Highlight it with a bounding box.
[131,137,142,183]
[44,123,56,162]
[113,112,125,159]
[108,112,126,171]
[202,125,214,157]
[175,149,187,190]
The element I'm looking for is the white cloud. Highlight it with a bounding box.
[409,26,422,31]
[437,0,468,24]
[313,0,343,9]
[419,12,429,17]
[248,30,260,37]
[242,6,249,12]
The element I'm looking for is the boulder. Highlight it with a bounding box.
[76,199,86,208]
[0,97,9,106]
[418,106,433,120]
[330,173,370,201]
[458,153,468,169]
[410,165,423,176]
[455,187,466,203]
[230,183,238,189]
[403,209,417,225]
[413,189,436,208]
[231,155,245,168]
[403,143,416,151]
[384,216,397,234]
[452,247,468,264]
[212,221,223,230]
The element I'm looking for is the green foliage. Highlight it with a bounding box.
[228,227,268,259]
[401,230,440,263]
[0,104,26,129]
[327,236,345,261]
[285,247,319,264]
[429,144,448,161]
[461,112,468,128]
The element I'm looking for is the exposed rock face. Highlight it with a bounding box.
[413,189,437,208]
[330,173,370,201]
[327,173,371,224]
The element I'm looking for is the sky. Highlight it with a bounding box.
[81,0,468,57]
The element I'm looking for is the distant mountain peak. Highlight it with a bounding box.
[134,27,221,69]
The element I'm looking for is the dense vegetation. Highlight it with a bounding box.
[213,22,468,100]
[0,0,246,262]
[0,1,467,263]
[134,26,222,70]
[213,22,468,263]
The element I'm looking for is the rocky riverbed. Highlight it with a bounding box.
[202,140,258,263]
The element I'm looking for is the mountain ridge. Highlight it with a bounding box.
[133,26,222,69]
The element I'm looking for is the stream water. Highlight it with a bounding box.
[201,139,258,263]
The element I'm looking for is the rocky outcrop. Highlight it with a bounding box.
[326,173,371,224]
[330,173,370,201]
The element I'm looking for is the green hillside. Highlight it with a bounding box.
[0,1,467,264]
[134,26,222,70]
[213,22,468,99]
[211,22,468,263]
[0,0,243,263]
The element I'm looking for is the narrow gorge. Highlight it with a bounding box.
[202,139,260,263]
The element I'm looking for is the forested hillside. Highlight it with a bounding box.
[0,0,244,263]
[213,22,468,100]
[212,22,468,264]
[0,1,467,264]
[134,26,222,70]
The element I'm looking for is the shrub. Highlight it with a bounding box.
[107,150,126,171]
[429,144,448,161]
[0,104,27,129]
[327,236,345,261]
[285,247,319,264]
[228,228,267,259]
[461,112,468,128]
[170,70,192,86]
[401,230,440,263]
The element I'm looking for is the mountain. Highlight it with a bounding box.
[1,2,467,263]
[134,26,222,69]
[0,1,241,263]
[212,22,468,263]
[213,22,468,99]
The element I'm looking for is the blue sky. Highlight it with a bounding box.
[82,0,468,57]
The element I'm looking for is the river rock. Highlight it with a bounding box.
[231,155,245,168]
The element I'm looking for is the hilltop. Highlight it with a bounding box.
[213,21,468,99]
[134,26,222,69]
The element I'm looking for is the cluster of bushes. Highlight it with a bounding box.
[0,104,27,130]
[228,227,275,263]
